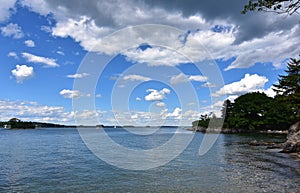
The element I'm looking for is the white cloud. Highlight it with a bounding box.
[223,26,300,70]
[39,0,207,55]
[18,0,300,71]
[96,94,102,98]
[59,89,82,99]
[213,74,268,96]
[170,73,189,85]
[182,110,201,121]
[187,102,196,106]
[20,0,51,16]
[170,73,207,85]
[22,52,59,67]
[124,47,189,67]
[56,51,65,55]
[41,25,51,33]
[145,88,170,101]
[131,114,139,119]
[188,75,208,82]
[11,65,34,83]
[201,82,216,88]
[51,16,112,52]
[0,23,24,39]
[8,52,18,59]
[67,73,89,79]
[136,97,141,101]
[165,107,182,119]
[122,74,152,82]
[258,86,277,98]
[75,110,99,120]
[156,102,166,107]
[0,99,74,124]
[0,0,16,22]
[24,39,35,47]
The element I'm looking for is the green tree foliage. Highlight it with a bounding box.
[242,0,300,15]
[227,92,296,130]
[8,118,36,129]
[193,91,296,131]
[192,113,210,128]
[226,92,273,130]
[221,99,233,128]
[273,56,300,117]
[8,118,21,123]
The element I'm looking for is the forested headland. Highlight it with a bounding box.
[193,56,299,133]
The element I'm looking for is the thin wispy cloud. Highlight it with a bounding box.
[22,52,59,67]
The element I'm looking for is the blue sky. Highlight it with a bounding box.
[0,0,299,126]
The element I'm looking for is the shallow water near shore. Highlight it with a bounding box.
[0,127,299,192]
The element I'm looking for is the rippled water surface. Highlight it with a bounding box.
[0,128,299,192]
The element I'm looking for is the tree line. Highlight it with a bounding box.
[193,56,299,131]
[0,118,74,129]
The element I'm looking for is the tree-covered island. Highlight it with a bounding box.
[0,118,75,129]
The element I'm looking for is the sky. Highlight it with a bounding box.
[0,0,299,126]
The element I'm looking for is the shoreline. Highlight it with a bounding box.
[187,126,288,134]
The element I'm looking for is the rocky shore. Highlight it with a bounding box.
[188,126,288,134]
[281,122,300,154]
[248,122,300,158]
[189,122,300,158]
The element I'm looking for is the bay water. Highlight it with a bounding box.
[0,127,299,192]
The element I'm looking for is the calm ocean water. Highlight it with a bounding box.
[0,127,299,192]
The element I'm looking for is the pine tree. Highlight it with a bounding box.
[273,56,300,117]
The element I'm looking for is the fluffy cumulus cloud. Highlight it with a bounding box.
[170,73,207,85]
[24,39,35,47]
[8,52,18,59]
[0,23,24,39]
[166,107,182,119]
[262,86,277,98]
[0,100,74,123]
[213,73,268,96]
[59,89,82,99]
[145,88,170,101]
[11,64,34,83]
[22,52,59,67]
[67,73,89,79]
[122,74,152,82]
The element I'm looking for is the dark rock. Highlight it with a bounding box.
[281,122,300,153]
[249,140,282,148]
[249,140,260,146]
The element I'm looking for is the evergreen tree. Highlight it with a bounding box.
[221,99,233,128]
[273,56,300,117]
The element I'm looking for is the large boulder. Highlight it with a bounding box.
[281,122,300,153]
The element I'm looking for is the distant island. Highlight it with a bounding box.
[0,118,75,129]
[0,118,184,130]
